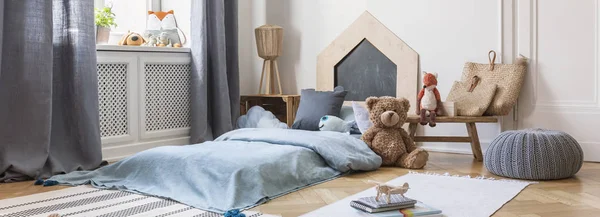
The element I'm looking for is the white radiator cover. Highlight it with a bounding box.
[97,63,129,138]
[96,51,192,161]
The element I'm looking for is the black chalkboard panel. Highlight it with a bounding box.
[334,39,397,101]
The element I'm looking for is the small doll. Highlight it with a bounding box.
[417,71,443,127]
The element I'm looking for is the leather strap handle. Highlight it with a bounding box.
[468,76,480,92]
[488,50,496,71]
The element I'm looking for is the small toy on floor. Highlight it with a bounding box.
[417,71,444,127]
[368,180,410,203]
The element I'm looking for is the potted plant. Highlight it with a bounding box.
[95,6,117,44]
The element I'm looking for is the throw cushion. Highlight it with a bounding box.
[292,86,347,131]
[352,102,372,134]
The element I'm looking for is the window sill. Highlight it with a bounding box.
[96,45,191,53]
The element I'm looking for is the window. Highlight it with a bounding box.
[94,0,190,47]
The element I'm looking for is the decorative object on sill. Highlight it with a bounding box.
[94,6,117,44]
[446,75,498,116]
[143,33,159,47]
[417,71,443,127]
[118,31,145,46]
[362,96,429,169]
[460,50,527,115]
[240,95,300,128]
[485,129,583,180]
[255,24,284,95]
[144,10,187,48]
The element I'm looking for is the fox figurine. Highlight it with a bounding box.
[417,71,442,127]
[145,10,186,47]
[147,10,177,31]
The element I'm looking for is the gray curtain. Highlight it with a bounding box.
[190,0,239,143]
[0,0,104,182]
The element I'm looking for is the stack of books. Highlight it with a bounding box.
[350,195,442,217]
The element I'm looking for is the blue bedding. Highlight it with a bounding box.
[49,128,381,213]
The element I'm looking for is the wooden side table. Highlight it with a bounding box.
[240,94,300,127]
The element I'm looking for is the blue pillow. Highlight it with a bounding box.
[292,86,347,131]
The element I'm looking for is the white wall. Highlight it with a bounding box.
[97,0,148,34]
[516,0,600,162]
[239,0,368,95]
[238,0,504,154]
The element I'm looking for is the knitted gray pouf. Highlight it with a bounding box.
[484,129,583,180]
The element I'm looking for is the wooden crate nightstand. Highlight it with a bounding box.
[240,95,300,127]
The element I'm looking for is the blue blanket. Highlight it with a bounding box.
[49,128,381,213]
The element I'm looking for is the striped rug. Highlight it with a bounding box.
[0,186,278,217]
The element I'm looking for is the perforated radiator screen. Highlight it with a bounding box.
[97,63,129,138]
[144,64,192,132]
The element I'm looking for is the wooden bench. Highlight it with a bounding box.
[406,116,499,161]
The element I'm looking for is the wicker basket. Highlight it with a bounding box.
[447,76,497,116]
[460,50,527,115]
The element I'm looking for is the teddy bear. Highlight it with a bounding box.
[361,96,429,169]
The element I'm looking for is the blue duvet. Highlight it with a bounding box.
[49,128,381,213]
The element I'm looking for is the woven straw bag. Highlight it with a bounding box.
[447,76,497,116]
[461,50,527,115]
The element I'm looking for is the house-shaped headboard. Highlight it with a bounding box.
[316,11,419,107]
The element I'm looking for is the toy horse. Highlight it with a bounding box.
[368,180,410,203]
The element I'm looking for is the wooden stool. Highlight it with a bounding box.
[406,116,499,161]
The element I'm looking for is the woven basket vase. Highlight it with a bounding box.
[446,78,497,116]
[484,129,584,180]
[461,51,527,115]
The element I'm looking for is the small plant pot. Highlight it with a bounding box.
[96,26,111,44]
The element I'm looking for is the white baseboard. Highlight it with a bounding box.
[102,137,190,162]
[579,142,600,162]
[419,141,491,156]
[422,146,473,155]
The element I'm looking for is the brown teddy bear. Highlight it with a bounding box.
[361,96,429,169]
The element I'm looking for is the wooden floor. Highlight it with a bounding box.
[1,152,599,217]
